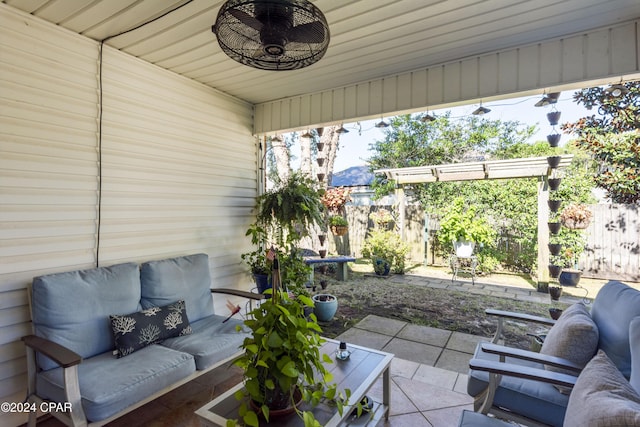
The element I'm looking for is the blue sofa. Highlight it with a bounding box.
[22,253,262,427]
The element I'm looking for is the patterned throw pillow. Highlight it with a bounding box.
[110,300,192,358]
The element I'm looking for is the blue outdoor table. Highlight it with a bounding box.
[304,255,356,281]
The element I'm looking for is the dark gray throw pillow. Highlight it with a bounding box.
[110,300,192,358]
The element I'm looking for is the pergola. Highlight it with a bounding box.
[375,155,574,288]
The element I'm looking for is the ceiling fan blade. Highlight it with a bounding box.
[287,21,326,43]
[228,8,263,31]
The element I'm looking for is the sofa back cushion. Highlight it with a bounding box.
[591,280,640,378]
[140,253,214,323]
[31,262,142,371]
[630,317,640,394]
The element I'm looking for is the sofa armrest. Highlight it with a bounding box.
[469,358,578,389]
[480,342,582,373]
[486,309,555,344]
[211,288,265,300]
[21,335,82,368]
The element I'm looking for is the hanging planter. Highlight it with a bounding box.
[559,269,582,287]
[318,234,326,246]
[548,264,562,278]
[547,155,562,168]
[318,249,327,258]
[548,222,561,235]
[316,142,324,152]
[548,199,562,213]
[547,133,561,147]
[317,158,325,167]
[548,243,562,256]
[547,111,561,126]
[330,225,348,236]
[549,285,563,301]
[548,178,562,191]
[560,203,593,229]
[317,173,325,182]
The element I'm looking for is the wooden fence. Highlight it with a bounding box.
[331,204,639,282]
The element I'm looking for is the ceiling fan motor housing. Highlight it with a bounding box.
[213,0,330,70]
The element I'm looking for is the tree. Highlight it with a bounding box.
[561,82,640,204]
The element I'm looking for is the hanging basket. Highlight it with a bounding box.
[330,225,348,236]
[561,218,591,229]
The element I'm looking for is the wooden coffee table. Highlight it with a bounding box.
[195,339,393,426]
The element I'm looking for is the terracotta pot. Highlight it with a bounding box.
[547,156,562,168]
[548,243,562,256]
[330,225,348,236]
[547,133,561,147]
[547,111,561,126]
[548,222,561,235]
[548,199,562,212]
[548,178,562,191]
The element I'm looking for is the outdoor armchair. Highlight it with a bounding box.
[467,280,640,427]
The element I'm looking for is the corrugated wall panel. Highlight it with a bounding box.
[255,20,640,134]
[0,6,256,426]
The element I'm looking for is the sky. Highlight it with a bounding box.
[329,92,592,172]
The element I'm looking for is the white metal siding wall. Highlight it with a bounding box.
[255,19,640,134]
[0,6,256,426]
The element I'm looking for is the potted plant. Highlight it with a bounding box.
[369,208,394,229]
[321,187,351,214]
[328,215,349,236]
[361,228,409,275]
[437,197,496,257]
[231,281,351,426]
[560,203,592,229]
[312,293,338,322]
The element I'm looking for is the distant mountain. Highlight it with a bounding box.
[330,165,374,187]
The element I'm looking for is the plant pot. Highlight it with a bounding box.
[316,142,324,152]
[312,294,338,321]
[559,269,582,287]
[454,240,475,257]
[317,173,325,182]
[548,264,562,278]
[548,222,561,235]
[319,249,327,258]
[317,157,325,167]
[548,243,562,256]
[373,258,391,276]
[330,225,348,236]
[548,178,562,191]
[547,133,561,147]
[253,273,272,294]
[561,218,591,230]
[548,199,562,213]
[318,234,326,246]
[549,308,563,320]
[547,155,562,168]
[549,285,563,301]
[250,385,302,418]
[320,280,328,290]
[547,111,561,126]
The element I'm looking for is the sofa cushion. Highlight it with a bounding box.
[591,280,640,378]
[32,263,142,371]
[140,253,214,323]
[458,410,514,427]
[540,302,599,377]
[630,317,640,394]
[110,300,192,358]
[564,350,640,427]
[467,343,570,427]
[160,314,247,370]
[36,345,195,422]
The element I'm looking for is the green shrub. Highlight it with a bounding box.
[361,229,409,274]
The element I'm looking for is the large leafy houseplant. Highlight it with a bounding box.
[231,266,352,426]
[437,197,496,248]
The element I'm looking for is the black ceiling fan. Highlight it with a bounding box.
[212,0,330,71]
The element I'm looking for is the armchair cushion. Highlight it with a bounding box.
[591,280,640,378]
[630,317,640,394]
[564,350,640,427]
[109,300,192,358]
[540,302,599,377]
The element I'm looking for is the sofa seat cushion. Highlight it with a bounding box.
[160,314,247,370]
[36,345,195,422]
[140,254,214,323]
[467,344,569,427]
[591,280,640,378]
[564,350,640,427]
[32,262,142,371]
[458,410,514,427]
[110,300,192,358]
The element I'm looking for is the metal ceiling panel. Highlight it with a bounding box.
[4,0,640,105]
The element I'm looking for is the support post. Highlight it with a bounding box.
[537,176,550,292]
[396,184,405,240]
